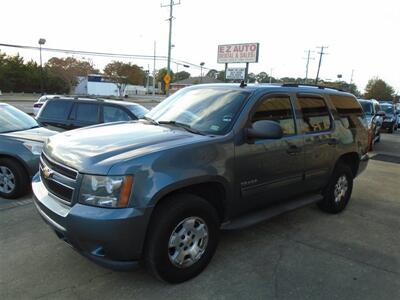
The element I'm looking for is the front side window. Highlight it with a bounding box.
[103,106,131,123]
[146,87,250,135]
[298,96,332,133]
[251,96,296,136]
[40,100,72,120]
[70,103,99,123]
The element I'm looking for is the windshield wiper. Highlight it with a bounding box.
[140,116,159,125]
[158,121,205,135]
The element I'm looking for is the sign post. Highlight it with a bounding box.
[163,74,171,93]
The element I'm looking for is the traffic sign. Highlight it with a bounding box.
[164,74,171,84]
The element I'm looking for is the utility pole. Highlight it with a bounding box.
[161,0,180,96]
[152,40,156,96]
[38,38,46,95]
[303,50,314,83]
[350,69,354,85]
[146,64,150,94]
[315,46,328,84]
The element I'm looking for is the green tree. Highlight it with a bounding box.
[104,61,146,96]
[206,69,218,79]
[173,71,190,82]
[364,77,395,100]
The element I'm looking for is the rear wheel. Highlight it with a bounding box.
[0,158,30,199]
[318,163,353,214]
[145,194,219,283]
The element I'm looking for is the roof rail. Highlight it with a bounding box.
[281,83,345,92]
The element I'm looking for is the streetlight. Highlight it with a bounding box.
[38,38,46,95]
[200,62,205,82]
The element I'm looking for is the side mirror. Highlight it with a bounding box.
[376,111,386,117]
[246,120,283,140]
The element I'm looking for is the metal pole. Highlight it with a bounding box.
[146,64,150,94]
[269,68,273,84]
[245,63,249,83]
[350,69,354,84]
[39,44,44,95]
[166,0,173,96]
[152,40,156,96]
[305,50,310,82]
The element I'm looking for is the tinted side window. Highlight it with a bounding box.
[252,96,296,136]
[40,100,72,120]
[70,103,99,123]
[103,106,131,123]
[298,96,331,133]
[330,95,363,129]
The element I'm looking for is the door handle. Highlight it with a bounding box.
[286,145,302,155]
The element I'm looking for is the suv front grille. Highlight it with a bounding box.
[39,153,78,204]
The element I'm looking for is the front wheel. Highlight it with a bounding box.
[0,158,30,199]
[318,163,353,214]
[145,194,219,283]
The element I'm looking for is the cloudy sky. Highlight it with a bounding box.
[1,0,399,92]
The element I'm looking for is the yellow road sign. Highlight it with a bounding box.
[164,74,171,84]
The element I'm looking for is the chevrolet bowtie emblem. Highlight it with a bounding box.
[42,166,53,179]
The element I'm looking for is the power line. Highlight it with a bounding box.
[315,46,328,84]
[0,42,208,70]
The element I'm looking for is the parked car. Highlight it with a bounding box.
[36,97,149,131]
[33,83,369,283]
[380,103,398,133]
[358,99,384,150]
[33,95,61,116]
[0,103,56,199]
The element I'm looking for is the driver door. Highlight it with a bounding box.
[235,94,305,212]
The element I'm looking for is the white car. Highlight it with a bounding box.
[33,95,61,116]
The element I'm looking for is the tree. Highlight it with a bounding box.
[173,71,190,82]
[156,68,174,94]
[45,57,98,91]
[104,61,146,96]
[364,77,395,101]
[206,69,218,79]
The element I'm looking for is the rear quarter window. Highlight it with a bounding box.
[330,95,364,129]
[39,100,72,120]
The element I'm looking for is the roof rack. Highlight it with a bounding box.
[281,83,345,92]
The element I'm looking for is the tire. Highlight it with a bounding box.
[388,125,394,133]
[145,193,219,283]
[318,163,353,214]
[376,133,380,143]
[0,158,30,199]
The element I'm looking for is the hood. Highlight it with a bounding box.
[44,121,210,174]
[1,127,57,143]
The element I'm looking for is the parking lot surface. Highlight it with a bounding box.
[1,132,399,299]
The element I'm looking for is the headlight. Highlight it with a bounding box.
[23,141,44,155]
[79,175,133,208]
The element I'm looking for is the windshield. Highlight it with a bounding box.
[381,105,393,115]
[360,101,373,115]
[0,105,38,133]
[146,87,250,135]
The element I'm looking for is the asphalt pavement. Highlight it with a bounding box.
[1,129,400,299]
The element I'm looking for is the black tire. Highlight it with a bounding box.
[0,158,30,199]
[388,125,394,133]
[376,133,380,143]
[318,163,353,214]
[145,193,219,284]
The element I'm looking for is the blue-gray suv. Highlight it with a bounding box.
[33,83,369,283]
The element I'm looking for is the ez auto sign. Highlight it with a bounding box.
[217,43,259,64]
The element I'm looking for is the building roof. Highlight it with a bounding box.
[171,76,223,85]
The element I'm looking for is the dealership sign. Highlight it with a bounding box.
[226,68,246,80]
[217,43,259,63]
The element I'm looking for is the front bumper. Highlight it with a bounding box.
[32,173,151,270]
[381,121,395,130]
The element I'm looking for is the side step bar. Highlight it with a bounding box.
[221,194,323,230]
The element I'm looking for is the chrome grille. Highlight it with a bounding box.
[39,153,78,204]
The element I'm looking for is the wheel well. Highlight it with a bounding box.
[338,152,359,177]
[155,182,227,222]
[0,154,30,177]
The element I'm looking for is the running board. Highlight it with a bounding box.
[221,194,323,230]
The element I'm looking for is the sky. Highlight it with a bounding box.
[1,0,399,93]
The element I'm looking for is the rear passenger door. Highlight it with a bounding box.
[68,102,100,129]
[296,94,336,191]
